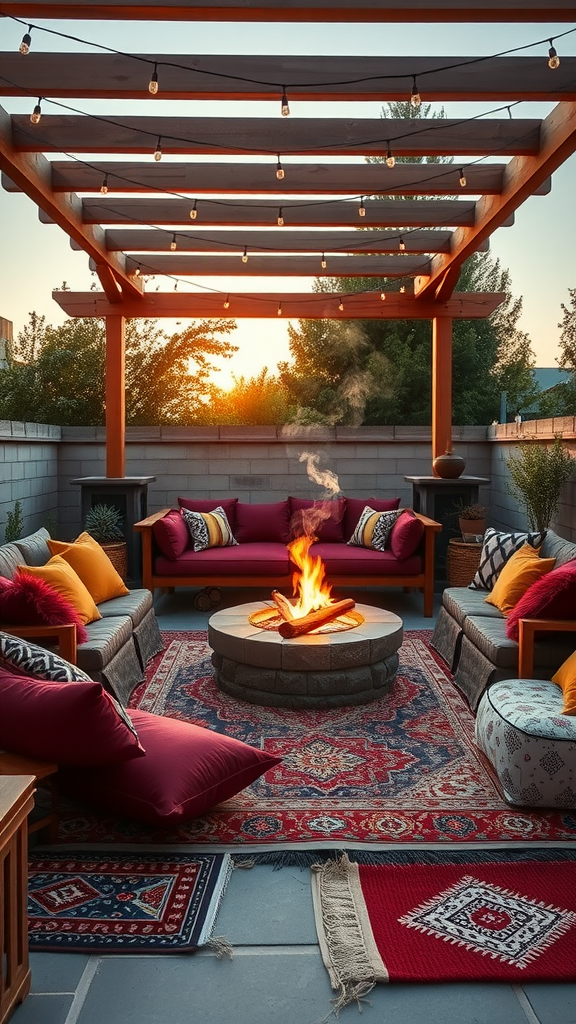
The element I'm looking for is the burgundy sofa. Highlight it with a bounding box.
[135,496,441,617]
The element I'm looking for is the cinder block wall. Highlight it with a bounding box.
[0,421,61,542]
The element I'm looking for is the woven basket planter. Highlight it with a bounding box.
[446,540,483,588]
[100,541,128,581]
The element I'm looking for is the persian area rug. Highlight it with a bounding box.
[27,851,232,952]
[58,631,576,849]
[312,849,576,1007]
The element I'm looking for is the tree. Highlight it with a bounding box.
[203,369,292,425]
[0,313,237,425]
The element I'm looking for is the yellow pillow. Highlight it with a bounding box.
[552,651,576,715]
[48,532,129,605]
[485,544,556,616]
[18,555,102,625]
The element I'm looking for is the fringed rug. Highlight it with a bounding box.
[312,849,576,1006]
[27,851,232,952]
[57,630,576,850]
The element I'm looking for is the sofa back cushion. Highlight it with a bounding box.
[15,528,51,566]
[152,508,190,560]
[389,509,425,560]
[343,497,400,543]
[506,558,576,642]
[289,497,346,542]
[178,497,238,531]
[0,542,24,581]
[235,501,291,543]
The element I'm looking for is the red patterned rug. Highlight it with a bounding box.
[312,850,576,1002]
[58,631,576,850]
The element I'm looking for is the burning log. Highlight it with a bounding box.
[271,590,296,622]
[277,598,356,639]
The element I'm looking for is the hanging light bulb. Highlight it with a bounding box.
[242,246,248,263]
[281,87,290,117]
[153,136,162,161]
[19,26,32,54]
[380,291,386,300]
[134,264,141,277]
[173,280,178,291]
[359,196,366,218]
[277,301,283,316]
[410,76,421,109]
[30,98,42,125]
[100,173,109,195]
[338,300,344,312]
[386,144,395,169]
[277,207,284,226]
[276,155,285,181]
[321,253,327,270]
[148,63,159,95]
[223,295,230,309]
[459,168,467,188]
[548,41,560,69]
[170,234,177,251]
[399,285,406,293]
[189,199,198,220]
[399,237,406,251]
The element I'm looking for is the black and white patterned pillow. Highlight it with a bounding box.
[0,632,138,737]
[182,506,239,552]
[347,506,400,552]
[468,528,542,591]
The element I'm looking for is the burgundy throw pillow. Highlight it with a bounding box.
[389,509,425,560]
[178,498,238,532]
[289,497,346,542]
[234,501,291,543]
[0,570,89,644]
[59,708,282,826]
[506,559,576,642]
[0,669,145,765]
[343,497,401,542]
[152,508,190,560]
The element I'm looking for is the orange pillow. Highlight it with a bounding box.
[17,556,101,626]
[48,532,129,605]
[485,544,555,616]
[551,651,576,715]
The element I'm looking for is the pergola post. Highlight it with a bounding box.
[105,314,125,478]
[431,315,453,469]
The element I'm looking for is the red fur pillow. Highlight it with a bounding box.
[0,570,89,644]
[505,559,576,642]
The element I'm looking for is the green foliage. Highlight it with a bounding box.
[204,369,292,425]
[4,500,24,543]
[84,503,124,542]
[506,434,575,534]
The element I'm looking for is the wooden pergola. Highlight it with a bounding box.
[1,0,576,477]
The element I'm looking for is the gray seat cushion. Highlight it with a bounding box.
[97,589,154,628]
[442,587,503,626]
[77,615,134,672]
[462,614,576,671]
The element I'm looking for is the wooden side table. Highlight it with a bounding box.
[446,539,483,588]
[0,752,59,842]
[0,776,35,1024]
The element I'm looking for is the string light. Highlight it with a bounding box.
[359,197,366,218]
[30,98,42,125]
[100,173,109,194]
[548,41,560,69]
[399,285,406,293]
[399,237,406,251]
[276,156,285,181]
[507,105,513,119]
[459,168,467,188]
[223,295,230,309]
[148,63,159,95]
[173,280,178,291]
[134,264,141,277]
[170,233,177,251]
[410,76,421,109]
[281,87,290,117]
[338,300,344,311]
[321,253,327,270]
[380,291,386,300]
[19,26,32,54]
[277,207,284,226]
[242,246,248,263]
[189,199,198,220]
[277,301,283,315]
[153,136,162,161]
[386,144,395,169]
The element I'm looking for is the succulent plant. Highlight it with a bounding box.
[84,503,124,542]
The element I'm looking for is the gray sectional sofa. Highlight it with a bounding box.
[431,529,576,711]
[0,529,163,705]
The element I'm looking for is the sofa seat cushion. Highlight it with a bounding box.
[462,614,576,672]
[475,679,576,808]
[97,588,154,628]
[442,587,503,626]
[155,542,291,578]
[60,707,282,825]
[310,542,421,577]
[78,615,134,672]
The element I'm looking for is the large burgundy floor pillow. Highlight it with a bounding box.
[60,708,282,826]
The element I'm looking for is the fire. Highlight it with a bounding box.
[287,535,334,619]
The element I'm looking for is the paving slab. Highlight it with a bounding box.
[217,863,317,945]
[28,952,91,992]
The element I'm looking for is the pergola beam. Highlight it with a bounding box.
[52,290,506,320]
[1,1,574,22]
[116,254,433,276]
[415,101,576,301]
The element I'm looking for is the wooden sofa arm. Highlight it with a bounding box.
[134,508,172,530]
[0,623,78,665]
[517,618,576,678]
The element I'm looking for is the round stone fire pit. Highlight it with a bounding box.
[208,602,403,708]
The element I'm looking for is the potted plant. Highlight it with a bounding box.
[452,501,487,541]
[506,433,575,536]
[84,503,128,579]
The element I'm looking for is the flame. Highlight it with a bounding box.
[287,535,333,619]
